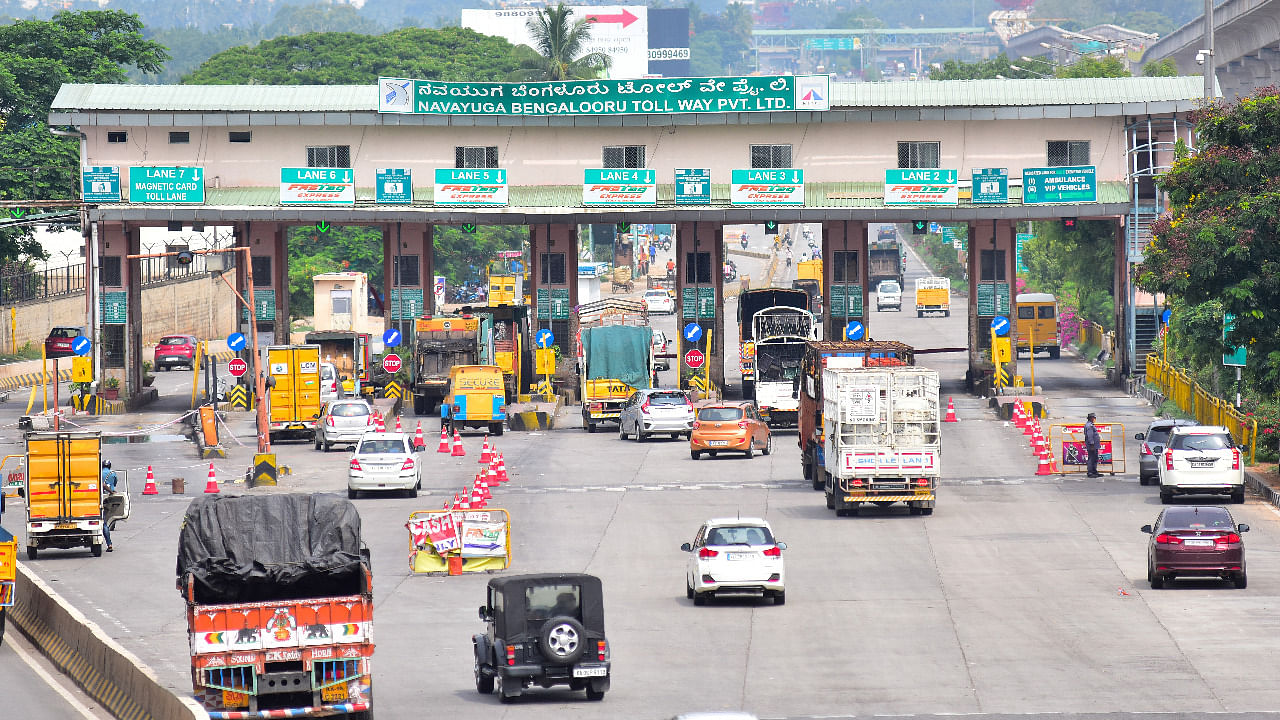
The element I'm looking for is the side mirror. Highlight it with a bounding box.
[1140,524,1153,534]
[1239,523,1250,533]
[1134,432,1145,440]
[478,606,488,620]
[340,374,349,381]
[679,543,692,552]
[775,541,787,550]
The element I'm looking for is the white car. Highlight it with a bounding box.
[681,517,786,605]
[876,280,902,311]
[652,329,671,370]
[619,388,694,441]
[320,362,341,403]
[1158,425,1245,504]
[643,289,676,315]
[347,432,421,499]
[315,398,373,451]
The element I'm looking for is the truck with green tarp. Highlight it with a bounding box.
[573,299,653,433]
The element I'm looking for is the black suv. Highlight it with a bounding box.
[473,573,610,703]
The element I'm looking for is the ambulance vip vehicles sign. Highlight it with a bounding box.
[583,169,656,206]
[731,169,804,205]
[434,169,508,206]
[280,168,354,205]
[884,169,959,206]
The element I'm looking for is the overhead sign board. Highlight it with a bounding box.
[583,168,656,206]
[463,6,651,79]
[1022,165,1097,204]
[280,167,354,205]
[674,168,711,205]
[971,168,1009,204]
[81,166,120,202]
[730,169,804,205]
[433,168,508,206]
[375,168,413,204]
[884,169,958,206]
[127,166,204,204]
[378,75,829,116]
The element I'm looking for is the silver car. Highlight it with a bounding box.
[347,432,421,499]
[618,388,694,441]
[315,398,373,451]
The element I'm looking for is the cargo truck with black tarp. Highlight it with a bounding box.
[573,299,652,433]
[178,493,374,718]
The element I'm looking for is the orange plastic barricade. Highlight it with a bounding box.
[407,509,510,576]
[1050,422,1125,476]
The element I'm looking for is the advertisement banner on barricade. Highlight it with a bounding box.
[1051,422,1125,475]
[408,509,510,575]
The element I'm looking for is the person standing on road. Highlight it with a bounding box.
[648,243,657,266]
[1084,413,1101,477]
[100,460,118,551]
[785,247,793,268]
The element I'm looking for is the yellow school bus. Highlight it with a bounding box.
[1015,292,1060,359]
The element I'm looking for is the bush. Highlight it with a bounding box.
[1240,396,1280,463]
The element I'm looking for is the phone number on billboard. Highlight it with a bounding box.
[648,47,692,60]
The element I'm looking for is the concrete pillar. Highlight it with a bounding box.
[675,221,725,393]
[966,219,1016,390]
[124,224,142,397]
[528,222,578,356]
[820,220,868,341]
[240,222,286,345]
[1113,218,1129,382]
[272,226,289,343]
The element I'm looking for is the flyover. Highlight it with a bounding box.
[1142,0,1280,101]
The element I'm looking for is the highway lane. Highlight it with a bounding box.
[0,615,113,719]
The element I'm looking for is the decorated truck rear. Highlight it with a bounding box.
[178,494,373,718]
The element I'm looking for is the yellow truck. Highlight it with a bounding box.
[441,364,507,435]
[24,431,129,559]
[915,277,951,317]
[1015,292,1061,358]
[0,521,13,641]
[266,345,323,442]
[573,299,653,433]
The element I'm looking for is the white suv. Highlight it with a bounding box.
[876,280,902,311]
[1158,425,1245,504]
[681,517,786,606]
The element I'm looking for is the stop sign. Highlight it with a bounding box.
[227,358,248,377]
[382,353,403,373]
[684,348,705,369]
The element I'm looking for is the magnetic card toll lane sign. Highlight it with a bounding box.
[382,353,403,373]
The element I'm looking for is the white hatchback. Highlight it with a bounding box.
[1158,425,1245,504]
[643,289,675,315]
[347,432,421,499]
[681,518,786,605]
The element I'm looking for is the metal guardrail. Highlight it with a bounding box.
[1145,353,1258,464]
[0,254,220,305]
[1076,320,1114,357]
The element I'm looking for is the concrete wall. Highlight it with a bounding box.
[0,273,236,354]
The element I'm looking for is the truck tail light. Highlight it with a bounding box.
[1165,452,1173,471]
[1232,448,1241,470]
[506,645,516,666]
[590,402,603,412]
[349,458,362,471]
[597,640,607,660]
[762,546,782,557]
[698,547,718,558]
[1155,533,1181,545]
[915,478,929,486]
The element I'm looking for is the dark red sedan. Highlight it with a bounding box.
[1142,506,1249,589]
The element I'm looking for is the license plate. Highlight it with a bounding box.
[222,689,250,708]
[1184,539,1214,547]
[573,665,608,678]
[1190,461,1215,468]
[321,683,348,702]
[56,523,77,529]
[727,552,751,561]
[708,440,728,447]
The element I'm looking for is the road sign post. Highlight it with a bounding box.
[382,354,403,374]
[684,348,705,369]
[226,332,247,352]
[383,328,402,348]
[844,321,865,341]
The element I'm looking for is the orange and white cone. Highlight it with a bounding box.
[414,422,426,450]
[476,474,492,500]
[1031,430,1046,456]
[142,465,158,495]
[944,397,959,423]
[376,413,386,432]
[1011,403,1025,428]
[479,436,492,464]
[495,454,509,482]
[451,430,466,457]
[457,493,471,510]
[394,415,403,433]
[203,462,220,493]
[470,486,486,508]
[1022,411,1036,436]
[437,426,451,453]
[1036,450,1057,476]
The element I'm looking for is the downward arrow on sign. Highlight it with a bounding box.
[586,8,639,27]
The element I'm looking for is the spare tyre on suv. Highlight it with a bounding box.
[473,573,610,703]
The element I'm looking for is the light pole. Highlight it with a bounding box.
[1201,0,1215,100]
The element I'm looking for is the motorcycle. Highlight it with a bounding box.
[740,234,749,250]
[656,235,672,251]
[723,260,738,282]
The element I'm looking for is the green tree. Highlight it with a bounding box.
[433,225,525,288]
[1020,220,1114,330]
[1141,57,1178,77]
[689,2,753,75]
[1054,55,1129,78]
[928,55,1054,80]
[512,3,611,81]
[1138,87,1280,393]
[287,226,386,317]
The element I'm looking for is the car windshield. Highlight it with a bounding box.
[707,525,773,546]
[645,291,666,298]
[648,392,687,405]
[331,403,369,417]
[1162,507,1234,530]
[158,336,188,346]
[1172,434,1232,451]
[321,365,336,380]
[51,328,79,338]
[878,282,900,293]
[358,439,407,454]
[525,584,580,621]
[1146,427,1175,445]
[699,407,743,421]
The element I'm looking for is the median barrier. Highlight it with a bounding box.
[10,564,210,720]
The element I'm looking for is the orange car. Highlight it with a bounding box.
[690,402,772,460]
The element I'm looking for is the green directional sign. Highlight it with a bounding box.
[535,288,572,320]
[1223,313,1247,367]
[1016,232,1033,272]
[584,169,656,206]
[128,166,204,204]
[730,168,804,205]
[460,223,477,234]
[976,282,1011,317]
[971,168,1008,204]
[281,167,354,205]
[681,286,716,319]
[829,284,864,318]
[434,168,507,206]
[1022,165,1097,204]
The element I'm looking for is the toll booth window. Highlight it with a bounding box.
[831,251,857,283]
[1038,306,1055,319]
[168,131,190,144]
[540,253,566,284]
[456,146,498,169]
[102,325,125,368]
[252,256,272,287]
[1047,141,1090,167]
[393,255,420,286]
[750,144,792,169]
[685,252,711,283]
[603,145,645,168]
[1017,306,1035,319]
[306,145,350,168]
[526,585,581,621]
[107,131,127,143]
[229,131,252,143]
[897,141,940,169]
[979,250,1006,281]
[101,256,122,287]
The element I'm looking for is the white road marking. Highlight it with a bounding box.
[9,636,107,720]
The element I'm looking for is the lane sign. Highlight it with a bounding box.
[226,332,247,352]
[685,348,706,369]
[383,328,402,348]
[1161,308,1172,325]
[683,323,703,342]
[382,353,403,373]
[991,316,1010,337]
[535,328,555,349]
[227,358,249,377]
[72,336,92,356]
[844,321,865,341]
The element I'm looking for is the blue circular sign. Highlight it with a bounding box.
[226,332,247,352]
[1161,308,1172,325]
[844,321,865,341]
[683,323,703,343]
[383,328,402,348]
[535,328,555,349]
[71,336,92,356]
[990,316,1010,337]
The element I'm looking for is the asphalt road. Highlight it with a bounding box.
[5,232,1280,719]
[0,616,112,719]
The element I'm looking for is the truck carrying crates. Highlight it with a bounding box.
[24,431,129,559]
[737,288,811,400]
[178,494,374,718]
[820,366,941,516]
[266,345,322,441]
[915,277,951,317]
[412,315,481,415]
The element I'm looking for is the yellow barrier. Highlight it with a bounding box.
[407,509,511,575]
[1145,354,1258,464]
[1076,320,1114,357]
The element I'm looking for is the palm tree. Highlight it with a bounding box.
[513,3,612,81]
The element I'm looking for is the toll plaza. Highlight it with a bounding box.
[49,75,1203,401]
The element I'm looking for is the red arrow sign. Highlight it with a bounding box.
[684,348,705,369]
[585,8,639,27]
[227,358,248,378]
[382,353,403,374]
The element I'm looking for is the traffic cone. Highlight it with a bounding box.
[479,436,493,464]
[414,422,426,450]
[203,462,220,493]
[1012,403,1026,429]
[495,454,509,483]
[451,430,466,457]
[142,465,158,495]
[1031,430,1046,456]
[944,397,959,423]
[437,426,450,453]
[1022,411,1035,436]
[1036,450,1057,476]
[394,415,403,433]
[470,486,486,508]
[457,493,471,510]
[376,412,385,432]
[475,474,491,500]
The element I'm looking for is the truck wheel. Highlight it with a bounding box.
[91,543,103,557]
[489,423,504,437]
[944,310,951,317]
[475,663,494,694]
[26,546,36,560]
[741,380,754,400]
[825,489,835,509]
[1049,347,1061,359]
[920,507,934,516]
[917,311,923,318]
[413,395,426,415]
